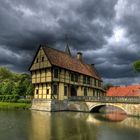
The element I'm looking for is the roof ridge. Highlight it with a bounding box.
[42,44,71,55]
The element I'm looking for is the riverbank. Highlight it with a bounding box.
[0,102,31,109]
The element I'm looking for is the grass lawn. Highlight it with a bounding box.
[0,102,31,109]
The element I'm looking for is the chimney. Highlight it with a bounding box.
[77,52,82,61]
[91,64,95,67]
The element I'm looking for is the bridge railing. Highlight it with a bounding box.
[68,96,140,104]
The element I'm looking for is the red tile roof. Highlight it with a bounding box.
[42,45,101,80]
[107,85,140,97]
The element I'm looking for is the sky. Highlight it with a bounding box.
[0,0,140,85]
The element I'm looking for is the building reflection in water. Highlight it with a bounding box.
[30,111,98,140]
[30,111,51,140]
[29,111,140,140]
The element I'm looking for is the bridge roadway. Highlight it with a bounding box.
[68,96,140,116]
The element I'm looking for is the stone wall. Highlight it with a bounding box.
[31,99,68,111]
[31,99,140,116]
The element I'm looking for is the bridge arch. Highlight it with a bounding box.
[89,103,127,114]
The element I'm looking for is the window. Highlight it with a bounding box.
[53,84,58,95]
[93,89,95,96]
[54,68,59,78]
[47,89,49,94]
[36,58,39,63]
[36,89,39,95]
[64,86,67,96]
[71,73,74,81]
[84,87,87,96]
[83,76,86,84]
[42,57,44,62]
[98,81,101,87]
[71,73,78,82]
[95,79,97,86]
[87,77,90,85]
[75,74,78,82]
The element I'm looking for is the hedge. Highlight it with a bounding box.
[0,95,31,103]
[0,95,20,102]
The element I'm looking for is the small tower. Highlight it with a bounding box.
[65,35,71,56]
[65,44,71,56]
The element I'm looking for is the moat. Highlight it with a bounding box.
[0,110,140,140]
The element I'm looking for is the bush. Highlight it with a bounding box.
[17,99,31,103]
[0,95,20,102]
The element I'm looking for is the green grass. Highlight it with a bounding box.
[0,102,31,109]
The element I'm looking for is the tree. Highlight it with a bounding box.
[0,67,13,82]
[133,60,140,72]
[103,83,113,90]
[1,80,15,95]
[0,67,33,97]
[26,83,34,97]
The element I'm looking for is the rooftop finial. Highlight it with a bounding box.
[65,35,71,56]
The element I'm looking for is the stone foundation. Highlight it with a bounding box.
[31,99,68,111]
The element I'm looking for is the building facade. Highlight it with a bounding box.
[29,44,105,101]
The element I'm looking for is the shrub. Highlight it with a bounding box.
[17,99,31,103]
[0,95,20,102]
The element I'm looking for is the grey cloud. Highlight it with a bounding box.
[0,0,139,85]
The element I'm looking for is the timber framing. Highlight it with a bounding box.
[29,44,105,100]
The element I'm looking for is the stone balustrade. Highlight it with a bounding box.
[68,96,140,104]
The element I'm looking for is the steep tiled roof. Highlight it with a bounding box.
[107,85,140,96]
[42,45,101,80]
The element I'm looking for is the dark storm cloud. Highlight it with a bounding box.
[0,0,140,85]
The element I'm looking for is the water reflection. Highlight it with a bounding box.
[93,113,127,122]
[30,111,140,140]
[30,111,97,140]
[0,110,140,140]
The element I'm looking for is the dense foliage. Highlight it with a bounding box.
[0,67,34,102]
[103,83,113,90]
[133,60,140,72]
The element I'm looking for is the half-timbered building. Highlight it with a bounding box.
[29,44,104,101]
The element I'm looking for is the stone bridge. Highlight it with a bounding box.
[32,96,140,116]
[67,96,140,116]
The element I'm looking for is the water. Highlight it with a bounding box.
[0,110,140,140]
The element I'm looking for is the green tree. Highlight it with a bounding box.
[26,83,34,97]
[133,60,140,72]
[0,67,33,97]
[0,67,13,82]
[103,83,113,90]
[12,76,32,97]
[1,80,15,95]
